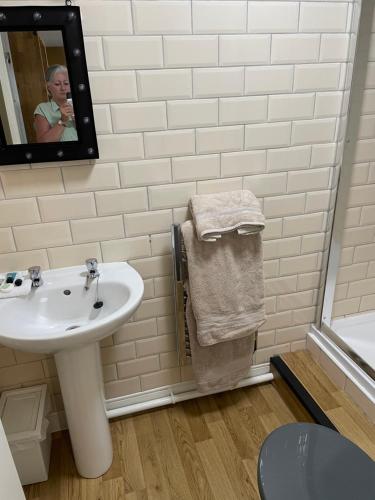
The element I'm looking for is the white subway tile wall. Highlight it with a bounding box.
[333,5,375,320]
[0,1,355,409]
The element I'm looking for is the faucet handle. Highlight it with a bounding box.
[85,258,98,273]
[28,265,41,278]
[28,266,43,287]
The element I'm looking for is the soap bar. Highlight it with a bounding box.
[0,282,13,292]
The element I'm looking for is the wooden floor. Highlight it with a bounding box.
[280,351,375,460]
[24,350,375,499]
[24,381,313,500]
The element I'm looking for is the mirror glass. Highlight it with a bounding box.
[0,30,78,145]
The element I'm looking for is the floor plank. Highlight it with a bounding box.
[258,382,304,425]
[281,351,340,411]
[280,350,375,459]
[214,392,258,459]
[168,404,214,500]
[242,459,261,500]
[151,410,193,500]
[197,395,223,425]
[207,419,259,499]
[132,413,171,500]
[195,438,237,500]
[101,477,126,500]
[24,371,374,499]
[25,382,300,500]
[258,412,282,434]
[183,399,212,442]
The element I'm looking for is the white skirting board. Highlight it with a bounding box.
[106,362,273,419]
[48,363,273,432]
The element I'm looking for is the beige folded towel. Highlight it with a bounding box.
[181,220,265,347]
[189,190,265,242]
[186,289,255,393]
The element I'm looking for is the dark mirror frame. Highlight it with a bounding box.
[0,6,98,166]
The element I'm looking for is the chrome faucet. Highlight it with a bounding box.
[84,258,99,290]
[28,266,43,288]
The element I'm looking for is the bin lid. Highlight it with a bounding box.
[0,385,48,443]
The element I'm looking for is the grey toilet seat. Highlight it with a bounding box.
[258,422,375,500]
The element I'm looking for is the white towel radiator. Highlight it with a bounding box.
[171,224,191,366]
[171,223,260,366]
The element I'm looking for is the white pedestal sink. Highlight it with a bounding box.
[0,262,144,478]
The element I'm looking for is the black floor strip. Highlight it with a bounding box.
[270,355,338,432]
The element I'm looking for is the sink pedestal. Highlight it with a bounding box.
[0,262,144,478]
[55,342,113,478]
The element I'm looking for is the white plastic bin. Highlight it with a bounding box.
[0,384,51,486]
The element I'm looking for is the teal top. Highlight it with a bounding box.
[34,100,78,142]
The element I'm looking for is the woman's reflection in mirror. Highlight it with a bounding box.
[34,65,78,143]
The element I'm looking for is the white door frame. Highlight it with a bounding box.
[0,33,26,144]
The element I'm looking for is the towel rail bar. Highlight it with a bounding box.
[171,224,191,366]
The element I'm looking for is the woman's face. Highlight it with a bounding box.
[47,72,70,101]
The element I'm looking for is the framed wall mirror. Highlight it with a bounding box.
[0,6,98,166]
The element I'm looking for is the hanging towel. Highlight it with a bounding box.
[189,190,265,242]
[181,188,265,392]
[186,287,256,392]
[181,220,265,347]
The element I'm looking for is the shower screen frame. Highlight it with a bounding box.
[317,0,375,382]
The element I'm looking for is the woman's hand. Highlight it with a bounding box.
[60,102,74,123]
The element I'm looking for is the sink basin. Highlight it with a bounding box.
[0,261,144,479]
[0,262,144,353]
